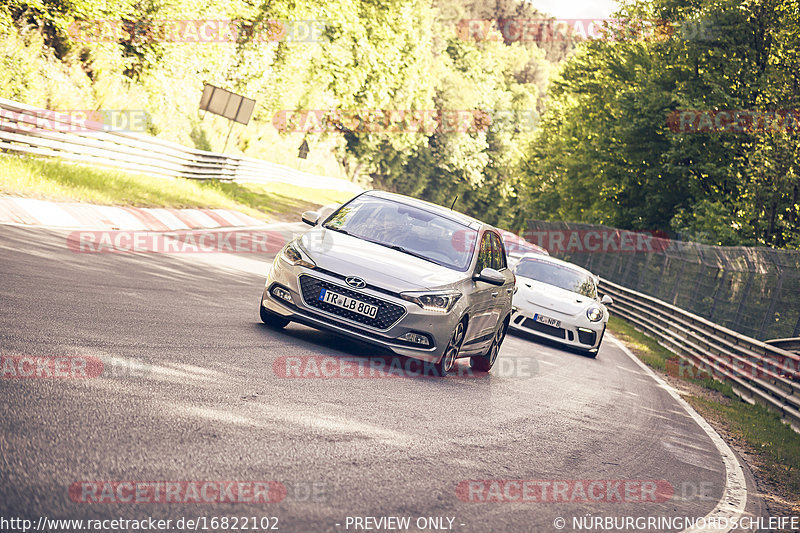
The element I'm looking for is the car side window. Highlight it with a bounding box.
[489,232,507,271]
[476,232,492,273]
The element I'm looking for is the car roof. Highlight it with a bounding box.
[516,253,597,279]
[361,190,486,230]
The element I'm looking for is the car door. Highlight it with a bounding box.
[463,231,498,350]
[488,231,515,325]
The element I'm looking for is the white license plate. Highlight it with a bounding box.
[319,288,378,318]
[533,313,561,328]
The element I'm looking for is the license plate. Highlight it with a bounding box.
[533,313,561,328]
[319,288,378,318]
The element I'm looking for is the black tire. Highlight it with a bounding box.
[471,318,509,372]
[435,320,466,376]
[260,303,289,329]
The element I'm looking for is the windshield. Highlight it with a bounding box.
[323,195,478,271]
[515,259,597,299]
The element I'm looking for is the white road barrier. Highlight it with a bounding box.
[0,97,363,193]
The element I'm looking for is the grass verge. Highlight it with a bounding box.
[607,315,800,514]
[0,155,357,221]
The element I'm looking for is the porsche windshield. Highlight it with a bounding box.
[323,196,478,271]
[515,259,597,299]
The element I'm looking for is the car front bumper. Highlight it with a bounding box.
[508,305,606,352]
[260,260,461,363]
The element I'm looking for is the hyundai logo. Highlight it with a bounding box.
[346,276,366,289]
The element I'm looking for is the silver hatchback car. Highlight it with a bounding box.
[260,191,515,375]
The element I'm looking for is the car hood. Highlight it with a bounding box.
[515,277,596,316]
[300,228,464,291]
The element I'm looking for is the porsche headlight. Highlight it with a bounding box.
[586,306,603,322]
[280,240,316,269]
[400,290,462,313]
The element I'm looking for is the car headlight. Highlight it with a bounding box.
[586,306,604,322]
[280,240,316,269]
[400,290,462,313]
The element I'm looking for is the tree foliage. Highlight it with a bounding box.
[524,0,800,247]
[4,0,796,247]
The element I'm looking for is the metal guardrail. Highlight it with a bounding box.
[600,278,800,432]
[765,338,800,355]
[0,97,363,193]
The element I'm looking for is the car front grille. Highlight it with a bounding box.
[298,275,406,330]
[522,317,566,339]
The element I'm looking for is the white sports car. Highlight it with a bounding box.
[509,254,612,356]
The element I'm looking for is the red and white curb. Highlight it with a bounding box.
[0,196,265,230]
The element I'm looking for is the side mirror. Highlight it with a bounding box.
[301,211,321,226]
[601,294,613,306]
[473,267,506,286]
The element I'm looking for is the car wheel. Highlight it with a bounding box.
[436,320,466,376]
[260,302,289,329]
[471,318,508,372]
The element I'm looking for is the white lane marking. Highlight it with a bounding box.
[608,334,747,533]
[616,364,646,375]
[538,359,558,366]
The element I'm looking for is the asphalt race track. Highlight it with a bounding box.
[0,224,767,533]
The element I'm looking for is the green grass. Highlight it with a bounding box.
[687,394,800,495]
[607,315,672,371]
[608,315,800,504]
[0,155,357,220]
